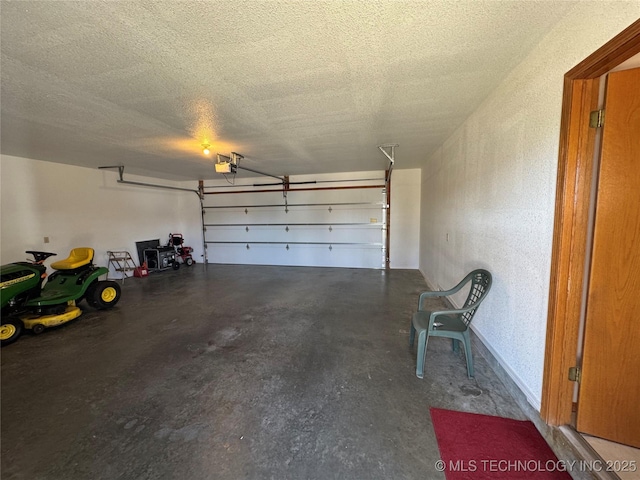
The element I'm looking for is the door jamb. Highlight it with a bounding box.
[541,20,640,426]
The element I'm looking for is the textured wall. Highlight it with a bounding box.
[418,5,640,409]
[0,155,195,270]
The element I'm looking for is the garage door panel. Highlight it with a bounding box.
[207,229,378,242]
[207,243,383,268]
[203,184,386,269]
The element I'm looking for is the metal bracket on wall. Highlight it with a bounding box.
[378,144,398,182]
[99,164,207,264]
[98,165,199,195]
[377,144,398,270]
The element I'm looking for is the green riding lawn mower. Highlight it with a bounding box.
[0,248,122,346]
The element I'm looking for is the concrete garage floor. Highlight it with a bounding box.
[1,265,526,479]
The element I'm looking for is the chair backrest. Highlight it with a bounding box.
[460,269,492,326]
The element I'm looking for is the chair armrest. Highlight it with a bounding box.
[419,290,448,299]
[429,305,476,318]
[427,306,476,329]
[418,290,448,310]
[418,276,473,310]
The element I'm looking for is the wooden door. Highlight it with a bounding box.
[577,67,640,448]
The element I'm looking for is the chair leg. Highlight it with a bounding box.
[416,330,428,379]
[409,320,416,347]
[462,333,474,378]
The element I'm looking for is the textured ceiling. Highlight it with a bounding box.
[0,0,576,180]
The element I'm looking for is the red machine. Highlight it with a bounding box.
[168,233,194,266]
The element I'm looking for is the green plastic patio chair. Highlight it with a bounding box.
[409,269,492,379]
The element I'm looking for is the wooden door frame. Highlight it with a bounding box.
[541,20,640,426]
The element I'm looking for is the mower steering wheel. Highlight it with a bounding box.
[25,251,57,264]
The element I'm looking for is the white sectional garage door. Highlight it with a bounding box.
[203,185,387,269]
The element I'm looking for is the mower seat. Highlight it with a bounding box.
[50,248,94,270]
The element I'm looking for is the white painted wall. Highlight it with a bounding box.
[0,155,199,273]
[1,157,420,272]
[390,168,421,269]
[418,6,640,410]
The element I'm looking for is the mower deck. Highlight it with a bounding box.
[20,305,82,331]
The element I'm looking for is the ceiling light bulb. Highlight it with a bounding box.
[202,144,210,155]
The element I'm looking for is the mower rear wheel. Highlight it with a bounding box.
[0,318,23,346]
[185,257,194,266]
[87,281,121,310]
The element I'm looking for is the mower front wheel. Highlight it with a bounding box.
[185,257,194,266]
[0,318,23,346]
[87,281,121,310]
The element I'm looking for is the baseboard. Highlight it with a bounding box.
[418,268,438,291]
[471,326,541,411]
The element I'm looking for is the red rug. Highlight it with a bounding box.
[430,408,572,479]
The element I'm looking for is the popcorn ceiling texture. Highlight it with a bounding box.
[1,0,576,180]
[418,3,639,410]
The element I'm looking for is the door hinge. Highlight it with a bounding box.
[568,366,581,383]
[589,109,605,128]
